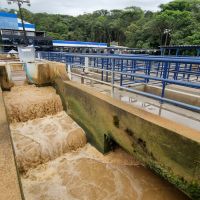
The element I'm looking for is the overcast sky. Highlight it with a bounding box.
[0,0,172,16]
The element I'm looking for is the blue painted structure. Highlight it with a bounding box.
[0,12,18,30]
[160,45,200,57]
[37,52,200,112]
[0,12,35,31]
[53,40,107,48]
[18,23,35,30]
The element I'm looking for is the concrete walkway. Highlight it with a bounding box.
[0,88,23,200]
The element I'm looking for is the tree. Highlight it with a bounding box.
[4,0,199,48]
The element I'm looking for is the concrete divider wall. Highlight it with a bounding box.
[55,78,200,199]
[133,84,200,107]
[0,63,14,90]
[144,85,200,107]
[0,88,23,200]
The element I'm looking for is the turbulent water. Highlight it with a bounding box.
[21,144,188,200]
[10,111,87,172]
[3,85,63,123]
[5,85,189,200]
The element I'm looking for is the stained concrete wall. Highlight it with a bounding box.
[133,84,200,107]
[0,63,14,90]
[26,61,69,85]
[0,88,23,200]
[55,78,200,199]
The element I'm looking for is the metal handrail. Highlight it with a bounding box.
[36,51,200,112]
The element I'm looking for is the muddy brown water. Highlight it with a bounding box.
[4,85,190,200]
[21,144,189,200]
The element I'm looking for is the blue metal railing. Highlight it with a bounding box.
[37,51,200,112]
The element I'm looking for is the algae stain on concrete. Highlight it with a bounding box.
[54,79,200,199]
[113,115,120,128]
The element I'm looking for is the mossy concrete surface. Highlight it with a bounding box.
[54,78,200,199]
[0,88,24,200]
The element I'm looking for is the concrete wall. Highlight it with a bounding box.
[55,78,200,199]
[133,84,200,107]
[0,63,14,90]
[0,88,24,200]
[25,61,69,85]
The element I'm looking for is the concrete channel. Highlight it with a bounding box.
[0,56,199,200]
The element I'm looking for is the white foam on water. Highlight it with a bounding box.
[4,85,63,123]
[5,85,189,200]
[10,111,87,172]
[21,144,189,200]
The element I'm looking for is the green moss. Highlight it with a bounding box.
[149,162,200,200]
[113,115,119,128]
[68,96,105,152]
[125,128,134,136]
[54,79,200,198]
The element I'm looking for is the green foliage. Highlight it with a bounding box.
[160,0,200,12]
[2,0,200,48]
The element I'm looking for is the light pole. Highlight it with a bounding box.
[163,29,171,55]
[7,0,31,46]
[164,29,171,46]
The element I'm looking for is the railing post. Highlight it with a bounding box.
[161,61,169,100]
[85,57,89,73]
[174,63,179,80]
[120,59,123,86]
[101,58,104,81]
[187,64,192,81]
[146,61,151,83]
[111,58,115,97]
[106,58,109,82]
[37,51,41,60]
[68,64,72,80]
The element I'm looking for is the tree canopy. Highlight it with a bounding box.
[1,0,200,48]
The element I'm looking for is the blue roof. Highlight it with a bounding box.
[0,12,17,18]
[53,40,107,47]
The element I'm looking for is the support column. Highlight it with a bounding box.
[84,57,89,73]
[67,64,72,80]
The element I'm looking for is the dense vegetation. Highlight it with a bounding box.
[2,0,200,48]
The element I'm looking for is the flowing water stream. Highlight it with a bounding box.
[4,85,189,200]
